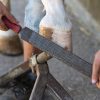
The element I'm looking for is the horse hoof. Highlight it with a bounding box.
[0,30,22,56]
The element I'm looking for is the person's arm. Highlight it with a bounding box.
[0,1,18,30]
[92,50,100,88]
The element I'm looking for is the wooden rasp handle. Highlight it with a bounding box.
[2,16,21,33]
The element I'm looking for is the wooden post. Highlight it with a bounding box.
[0,0,22,55]
[0,61,30,86]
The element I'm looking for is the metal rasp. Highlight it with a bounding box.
[20,27,92,77]
[1,16,92,82]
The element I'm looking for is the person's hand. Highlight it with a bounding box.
[0,1,18,30]
[92,50,100,88]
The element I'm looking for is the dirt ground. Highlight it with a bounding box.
[0,0,100,100]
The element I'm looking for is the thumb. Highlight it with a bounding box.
[92,59,100,84]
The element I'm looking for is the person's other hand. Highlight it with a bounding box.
[92,50,100,88]
[0,1,18,30]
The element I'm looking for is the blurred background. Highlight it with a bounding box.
[80,0,100,23]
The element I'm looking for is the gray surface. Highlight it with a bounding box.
[0,0,100,100]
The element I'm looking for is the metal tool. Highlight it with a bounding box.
[20,27,92,77]
[0,17,92,85]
